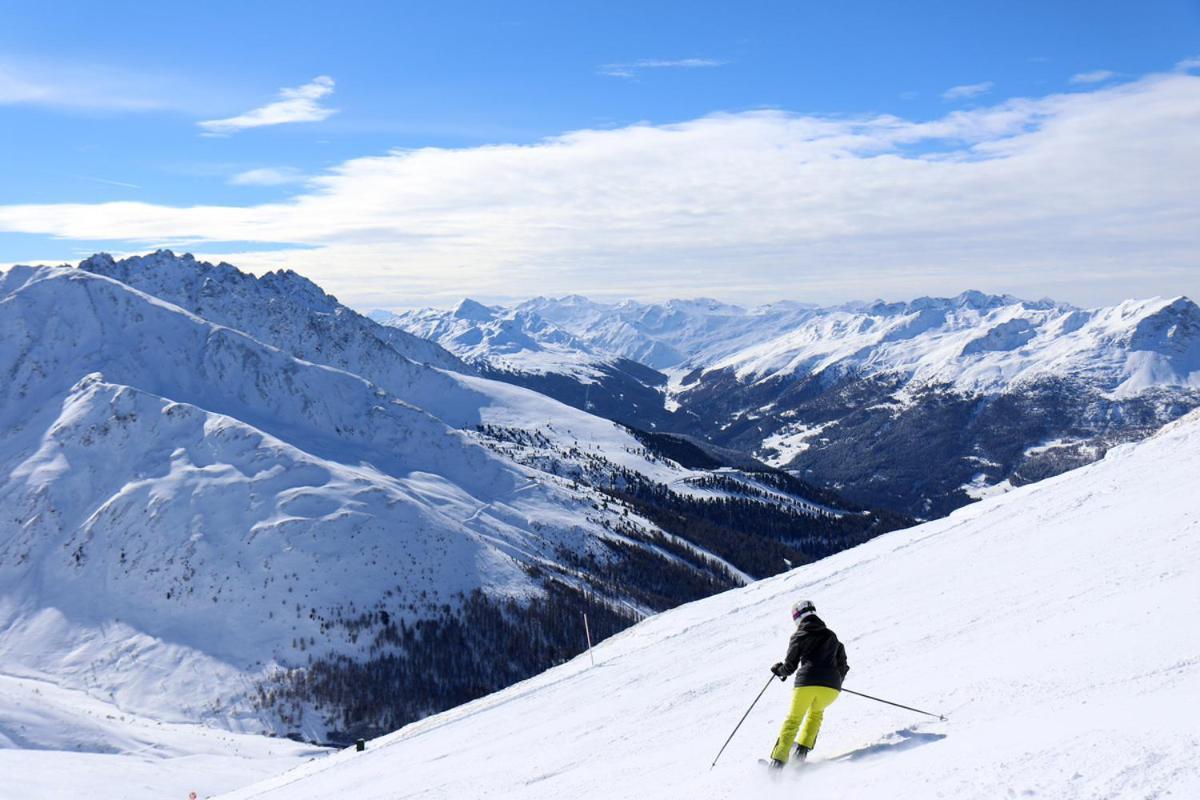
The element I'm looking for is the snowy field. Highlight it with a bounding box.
[215,411,1200,800]
[0,672,325,800]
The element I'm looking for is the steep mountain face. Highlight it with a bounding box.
[217,412,1200,800]
[0,257,901,745]
[80,250,470,375]
[392,292,1200,518]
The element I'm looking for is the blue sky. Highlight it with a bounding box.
[1,0,1198,308]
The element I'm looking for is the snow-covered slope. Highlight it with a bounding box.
[0,673,325,800]
[0,264,636,737]
[218,410,1200,800]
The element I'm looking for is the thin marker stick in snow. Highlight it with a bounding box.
[583,612,595,666]
[841,687,947,721]
[710,673,779,769]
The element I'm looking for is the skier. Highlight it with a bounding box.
[766,599,849,767]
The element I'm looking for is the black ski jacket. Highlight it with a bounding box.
[781,614,850,690]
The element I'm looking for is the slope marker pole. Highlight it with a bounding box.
[583,612,595,666]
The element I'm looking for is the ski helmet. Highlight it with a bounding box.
[791,600,816,623]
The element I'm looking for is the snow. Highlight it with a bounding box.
[380,301,617,381]
[218,411,1200,800]
[758,422,836,468]
[960,474,1015,500]
[0,671,325,800]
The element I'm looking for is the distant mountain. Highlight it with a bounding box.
[389,291,1200,517]
[378,300,694,431]
[675,292,1200,516]
[516,295,817,370]
[0,255,902,746]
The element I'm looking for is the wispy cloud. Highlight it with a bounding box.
[198,76,336,135]
[1070,69,1116,85]
[2,70,1198,308]
[229,167,309,186]
[942,81,994,101]
[599,58,726,79]
[72,175,142,190]
[1177,55,1200,72]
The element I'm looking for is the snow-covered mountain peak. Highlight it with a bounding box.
[452,297,498,322]
[81,249,342,315]
[1125,295,1199,346]
[75,250,467,373]
[850,290,1062,320]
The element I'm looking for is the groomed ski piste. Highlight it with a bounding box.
[213,410,1200,800]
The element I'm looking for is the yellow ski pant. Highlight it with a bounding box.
[770,685,840,762]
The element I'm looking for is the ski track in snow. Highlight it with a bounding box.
[210,411,1200,799]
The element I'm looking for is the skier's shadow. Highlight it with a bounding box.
[828,728,947,762]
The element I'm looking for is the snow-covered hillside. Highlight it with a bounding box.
[218,410,1200,800]
[0,673,325,800]
[0,263,638,739]
[0,256,896,748]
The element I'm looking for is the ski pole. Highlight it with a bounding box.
[841,687,947,721]
[710,673,780,769]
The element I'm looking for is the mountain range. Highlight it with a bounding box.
[380,291,1200,517]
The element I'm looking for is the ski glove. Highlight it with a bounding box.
[771,662,790,679]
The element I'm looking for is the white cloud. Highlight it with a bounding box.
[1177,55,1200,72]
[599,58,726,79]
[198,76,336,135]
[230,167,308,186]
[2,70,1198,309]
[942,81,994,101]
[1070,70,1116,84]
